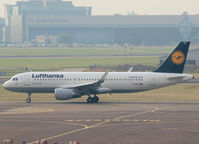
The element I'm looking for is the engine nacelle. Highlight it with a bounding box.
[55,88,79,100]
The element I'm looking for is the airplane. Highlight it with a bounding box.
[3,41,194,103]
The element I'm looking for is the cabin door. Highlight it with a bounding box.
[24,77,30,87]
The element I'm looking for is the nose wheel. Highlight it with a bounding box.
[26,93,32,103]
[26,98,31,103]
[87,95,99,103]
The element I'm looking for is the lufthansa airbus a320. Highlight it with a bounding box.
[3,42,194,103]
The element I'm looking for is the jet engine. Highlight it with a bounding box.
[55,88,80,100]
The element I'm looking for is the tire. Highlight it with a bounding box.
[26,98,31,103]
[93,96,99,103]
[87,97,93,103]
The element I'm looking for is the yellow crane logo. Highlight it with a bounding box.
[171,51,185,65]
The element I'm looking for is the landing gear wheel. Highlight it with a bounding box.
[87,97,93,103]
[87,96,99,103]
[93,96,99,103]
[26,98,31,103]
[26,93,32,103]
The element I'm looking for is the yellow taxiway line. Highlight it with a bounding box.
[28,105,159,144]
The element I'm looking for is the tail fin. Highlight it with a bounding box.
[154,41,190,73]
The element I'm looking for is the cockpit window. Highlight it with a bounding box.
[12,77,18,81]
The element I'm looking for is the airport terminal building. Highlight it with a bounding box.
[3,0,199,45]
[0,18,4,43]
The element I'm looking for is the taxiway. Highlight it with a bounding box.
[0,101,199,144]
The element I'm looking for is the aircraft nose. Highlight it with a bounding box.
[3,81,9,89]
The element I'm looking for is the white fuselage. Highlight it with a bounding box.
[3,72,193,94]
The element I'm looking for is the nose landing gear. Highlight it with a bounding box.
[26,93,32,103]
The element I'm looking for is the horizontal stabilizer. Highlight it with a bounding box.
[167,76,186,81]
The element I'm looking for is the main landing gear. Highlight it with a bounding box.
[87,95,99,103]
[26,93,32,103]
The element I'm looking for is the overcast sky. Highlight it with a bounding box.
[0,0,199,17]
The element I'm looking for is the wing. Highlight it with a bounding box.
[128,67,133,72]
[62,72,109,95]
